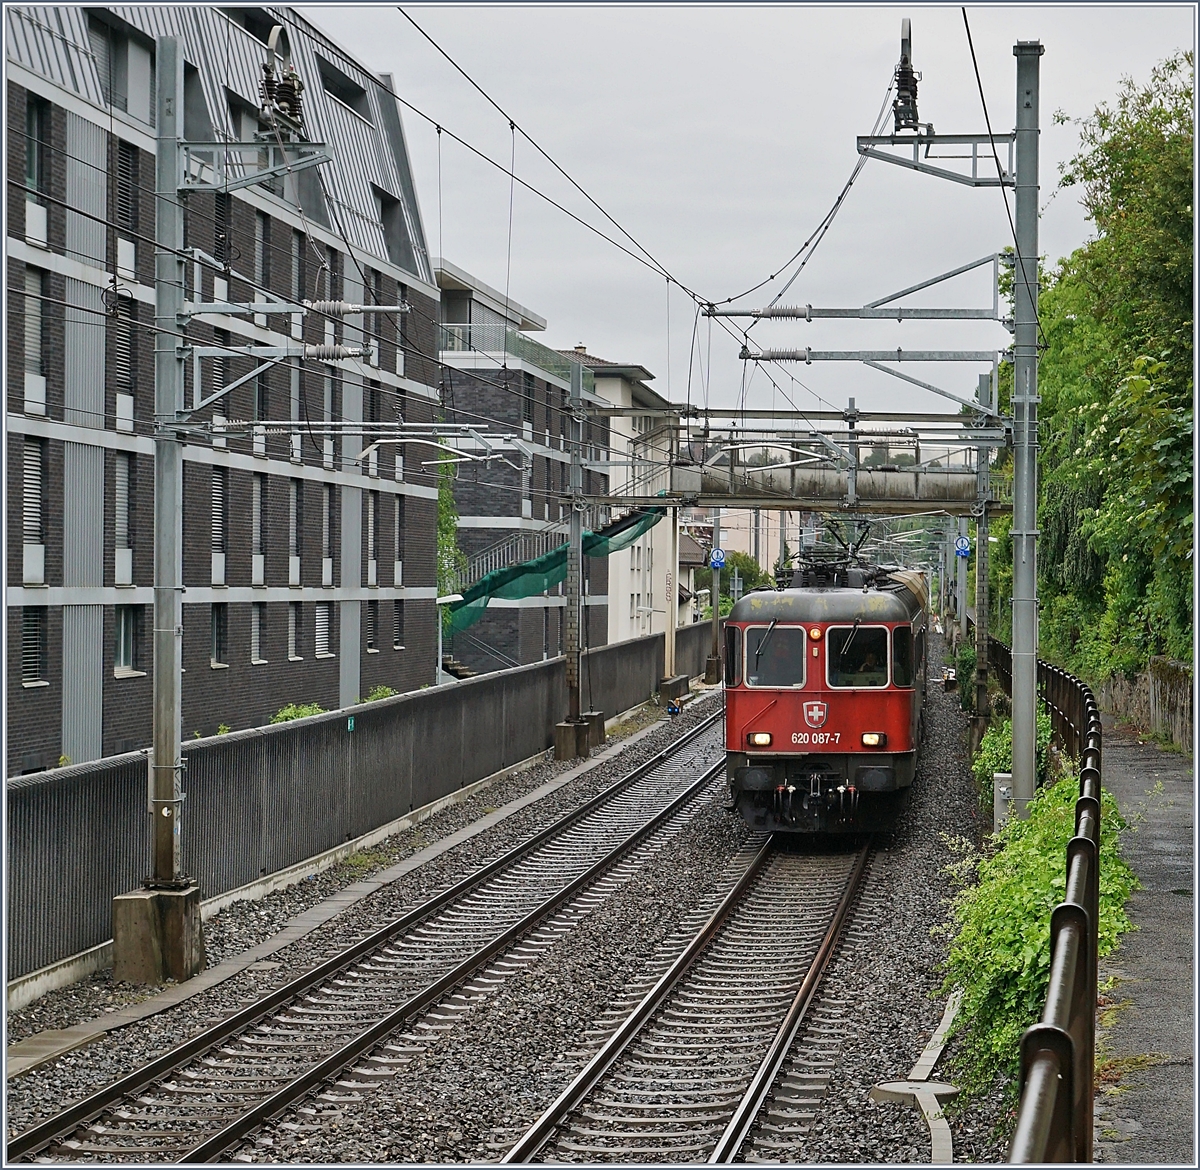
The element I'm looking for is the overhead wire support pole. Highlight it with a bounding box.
[1010,41,1044,817]
[556,361,587,759]
[112,35,205,987]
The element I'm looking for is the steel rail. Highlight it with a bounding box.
[7,709,721,1162]
[180,757,727,1163]
[500,837,777,1164]
[708,842,870,1161]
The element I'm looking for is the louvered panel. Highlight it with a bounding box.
[116,141,137,229]
[64,279,106,427]
[63,441,104,588]
[114,453,130,548]
[23,440,44,544]
[211,467,226,552]
[61,605,103,765]
[315,602,330,655]
[65,111,107,266]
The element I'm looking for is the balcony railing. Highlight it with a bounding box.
[439,324,595,394]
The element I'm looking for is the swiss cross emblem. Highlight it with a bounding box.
[803,701,828,729]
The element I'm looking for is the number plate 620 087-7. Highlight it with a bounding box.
[791,732,841,745]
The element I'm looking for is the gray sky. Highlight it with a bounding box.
[305,3,1194,416]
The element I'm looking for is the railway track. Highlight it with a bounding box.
[501,839,869,1164]
[9,712,725,1164]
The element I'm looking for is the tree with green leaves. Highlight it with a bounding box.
[991,51,1193,678]
[437,452,467,630]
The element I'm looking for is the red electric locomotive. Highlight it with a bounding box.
[724,563,929,833]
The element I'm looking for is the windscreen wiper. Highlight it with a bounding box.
[754,619,779,669]
[839,617,862,661]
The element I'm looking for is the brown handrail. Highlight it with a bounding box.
[989,637,1103,1162]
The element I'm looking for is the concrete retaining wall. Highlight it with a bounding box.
[1100,657,1193,751]
[6,627,714,982]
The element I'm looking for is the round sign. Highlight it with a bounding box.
[955,535,970,553]
[710,548,726,569]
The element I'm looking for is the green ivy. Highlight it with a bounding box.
[269,702,327,724]
[973,708,1055,789]
[938,778,1138,1105]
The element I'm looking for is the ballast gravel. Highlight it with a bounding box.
[9,642,1019,1164]
[5,691,721,1135]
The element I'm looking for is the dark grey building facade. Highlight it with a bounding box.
[7,6,441,773]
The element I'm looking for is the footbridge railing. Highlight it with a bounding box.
[989,638,1103,1162]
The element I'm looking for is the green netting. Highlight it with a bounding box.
[447,507,666,635]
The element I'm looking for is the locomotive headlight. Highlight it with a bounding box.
[861,732,887,748]
[809,627,822,640]
[749,732,773,747]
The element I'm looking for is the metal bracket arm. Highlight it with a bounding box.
[179,140,332,194]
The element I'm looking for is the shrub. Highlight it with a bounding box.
[361,685,398,703]
[973,707,1055,789]
[269,702,326,724]
[938,777,1138,1105]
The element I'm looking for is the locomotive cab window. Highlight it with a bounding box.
[725,626,743,687]
[893,627,914,687]
[826,624,889,688]
[745,624,807,687]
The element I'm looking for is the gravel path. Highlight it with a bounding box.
[5,691,722,1136]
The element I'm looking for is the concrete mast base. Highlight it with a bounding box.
[112,886,205,985]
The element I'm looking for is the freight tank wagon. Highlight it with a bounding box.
[724,566,929,833]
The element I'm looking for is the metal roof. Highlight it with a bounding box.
[729,582,925,624]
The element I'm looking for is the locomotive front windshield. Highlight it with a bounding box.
[827,624,889,687]
[745,624,807,687]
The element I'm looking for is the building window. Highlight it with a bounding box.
[253,372,269,422]
[211,603,228,665]
[25,96,47,198]
[288,478,301,555]
[366,600,378,652]
[254,210,270,289]
[315,601,333,656]
[215,192,231,265]
[393,600,404,649]
[288,601,302,659]
[321,484,333,559]
[114,605,141,674]
[251,602,267,663]
[393,494,404,571]
[21,608,48,686]
[293,229,306,300]
[252,473,267,555]
[24,265,45,372]
[522,371,535,423]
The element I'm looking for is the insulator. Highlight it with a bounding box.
[277,69,304,125]
[892,18,919,132]
[305,300,354,316]
[303,344,367,360]
[260,62,278,108]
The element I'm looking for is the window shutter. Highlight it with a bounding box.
[211,468,226,552]
[315,602,330,654]
[23,440,43,544]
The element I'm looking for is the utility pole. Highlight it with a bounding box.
[1011,42,1044,816]
[704,508,722,682]
[664,506,679,678]
[113,36,204,985]
[975,371,992,722]
[957,516,969,641]
[556,361,588,758]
